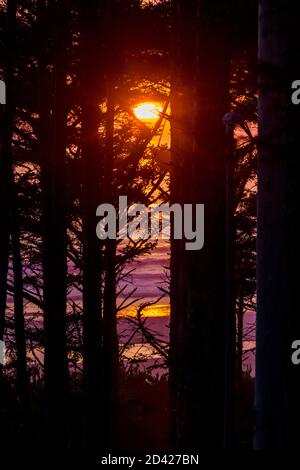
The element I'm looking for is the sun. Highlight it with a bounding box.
[133,102,162,121]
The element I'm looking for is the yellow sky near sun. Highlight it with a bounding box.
[133,102,162,120]
[133,101,170,149]
[119,303,170,318]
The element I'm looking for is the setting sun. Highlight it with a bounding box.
[133,102,162,121]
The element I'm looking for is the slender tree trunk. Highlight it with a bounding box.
[224,128,236,449]
[236,277,244,391]
[80,0,104,450]
[0,0,16,380]
[0,0,29,437]
[102,80,119,447]
[255,0,300,449]
[170,0,230,450]
[38,0,68,447]
[12,223,30,432]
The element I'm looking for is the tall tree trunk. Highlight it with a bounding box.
[255,0,300,449]
[236,276,244,391]
[102,0,119,446]
[80,0,104,450]
[0,0,16,380]
[170,0,230,449]
[103,80,119,448]
[1,0,29,437]
[12,223,30,433]
[39,0,68,447]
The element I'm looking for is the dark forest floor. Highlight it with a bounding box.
[0,368,254,451]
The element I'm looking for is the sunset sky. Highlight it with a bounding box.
[121,101,170,317]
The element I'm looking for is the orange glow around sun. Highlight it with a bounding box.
[133,102,162,121]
